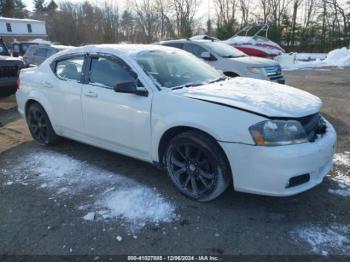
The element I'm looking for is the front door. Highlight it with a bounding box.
[81,54,152,160]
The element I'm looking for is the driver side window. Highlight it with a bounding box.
[184,43,207,58]
[88,57,135,88]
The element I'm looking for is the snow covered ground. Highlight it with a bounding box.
[1,150,176,232]
[291,224,350,256]
[276,47,350,71]
[328,152,350,197]
[290,151,350,255]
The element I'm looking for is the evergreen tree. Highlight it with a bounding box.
[0,0,26,18]
[46,0,57,11]
[0,0,15,17]
[33,0,45,12]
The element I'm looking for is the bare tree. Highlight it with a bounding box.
[172,0,198,37]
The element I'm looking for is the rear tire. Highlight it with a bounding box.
[26,103,60,145]
[164,131,231,202]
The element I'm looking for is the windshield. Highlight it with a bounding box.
[202,42,246,58]
[136,50,223,89]
[0,44,9,56]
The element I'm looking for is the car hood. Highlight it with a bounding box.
[174,77,322,118]
[230,56,278,66]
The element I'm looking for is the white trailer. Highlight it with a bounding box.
[0,17,47,38]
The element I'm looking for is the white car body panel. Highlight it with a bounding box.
[176,77,322,118]
[82,83,153,161]
[16,44,337,197]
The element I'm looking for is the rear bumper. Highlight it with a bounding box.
[220,120,337,196]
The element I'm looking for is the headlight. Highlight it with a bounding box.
[247,67,263,74]
[249,120,308,146]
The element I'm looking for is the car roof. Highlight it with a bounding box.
[56,44,180,57]
[160,39,215,45]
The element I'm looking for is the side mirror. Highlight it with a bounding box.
[200,51,216,61]
[114,80,148,97]
[200,51,211,59]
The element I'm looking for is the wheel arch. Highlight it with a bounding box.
[25,99,40,117]
[157,126,231,173]
[23,94,58,134]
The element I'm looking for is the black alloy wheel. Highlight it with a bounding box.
[27,103,60,145]
[165,131,231,201]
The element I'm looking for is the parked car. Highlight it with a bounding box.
[23,44,72,67]
[16,44,336,201]
[11,41,39,57]
[0,39,23,97]
[159,39,285,84]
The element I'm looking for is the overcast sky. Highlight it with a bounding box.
[22,0,212,19]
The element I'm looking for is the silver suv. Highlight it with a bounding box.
[159,39,285,84]
[23,45,71,67]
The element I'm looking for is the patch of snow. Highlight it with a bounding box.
[324,48,350,67]
[116,235,122,242]
[278,47,350,71]
[321,250,329,256]
[83,212,96,221]
[28,38,51,45]
[329,165,350,197]
[333,152,350,167]
[291,224,350,255]
[4,181,14,186]
[296,53,327,61]
[328,152,350,197]
[328,188,350,197]
[5,150,176,232]
[96,186,176,231]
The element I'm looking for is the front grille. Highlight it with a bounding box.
[264,65,282,75]
[0,65,20,78]
[264,65,283,81]
[298,113,327,142]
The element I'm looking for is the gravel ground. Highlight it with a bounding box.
[0,68,349,259]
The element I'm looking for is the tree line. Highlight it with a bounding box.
[0,0,349,52]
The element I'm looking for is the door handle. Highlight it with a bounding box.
[84,90,98,98]
[42,80,53,88]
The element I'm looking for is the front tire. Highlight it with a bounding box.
[26,103,60,145]
[164,131,231,202]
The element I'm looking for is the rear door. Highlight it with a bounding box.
[47,54,87,136]
[81,53,152,160]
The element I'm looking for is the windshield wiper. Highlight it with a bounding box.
[208,76,228,84]
[171,82,204,90]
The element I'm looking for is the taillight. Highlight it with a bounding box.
[16,77,21,89]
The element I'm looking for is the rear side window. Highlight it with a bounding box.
[184,43,207,57]
[25,46,36,55]
[33,48,48,57]
[162,42,184,50]
[55,56,84,81]
[88,57,134,88]
[47,48,57,57]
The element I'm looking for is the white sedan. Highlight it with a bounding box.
[16,44,337,201]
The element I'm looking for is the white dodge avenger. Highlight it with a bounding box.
[16,44,336,201]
